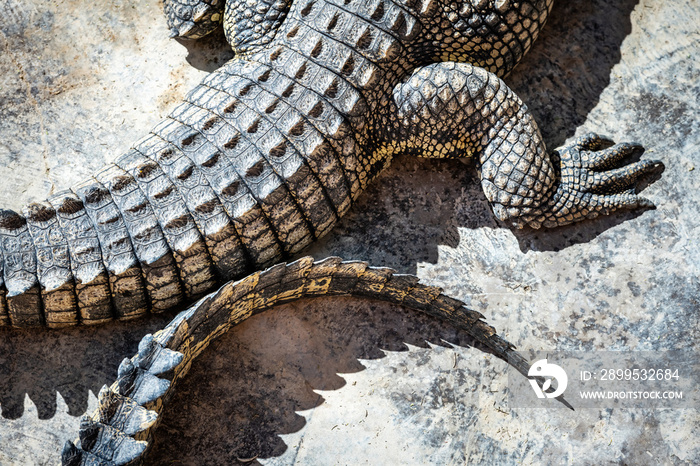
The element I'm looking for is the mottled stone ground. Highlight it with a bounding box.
[0,0,698,464]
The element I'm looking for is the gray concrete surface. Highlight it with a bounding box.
[0,0,698,464]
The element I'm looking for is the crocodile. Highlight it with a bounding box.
[0,0,660,329]
[60,256,542,464]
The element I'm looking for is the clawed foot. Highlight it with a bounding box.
[164,0,223,40]
[527,133,663,228]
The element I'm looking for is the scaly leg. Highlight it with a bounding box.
[391,62,661,229]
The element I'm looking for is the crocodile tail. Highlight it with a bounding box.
[0,163,216,328]
[61,256,529,465]
[0,201,117,329]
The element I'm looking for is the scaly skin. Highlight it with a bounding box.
[0,0,661,328]
[163,0,225,39]
[60,256,537,465]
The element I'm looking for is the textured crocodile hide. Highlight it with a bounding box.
[0,0,661,328]
[61,257,541,465]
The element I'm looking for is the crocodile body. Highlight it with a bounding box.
[0,0,660,328]
[60,256,533,465]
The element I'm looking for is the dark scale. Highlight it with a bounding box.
[0,0,661,330]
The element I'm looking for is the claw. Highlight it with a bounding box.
[638,196,656,209]
[176,21,196,38]
[192,4,211,22]
[589,159,660,193]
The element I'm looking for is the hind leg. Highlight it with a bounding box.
[391,62,662,229]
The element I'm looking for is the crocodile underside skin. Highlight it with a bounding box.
[0,0,660,331]
[60,256,537,465]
